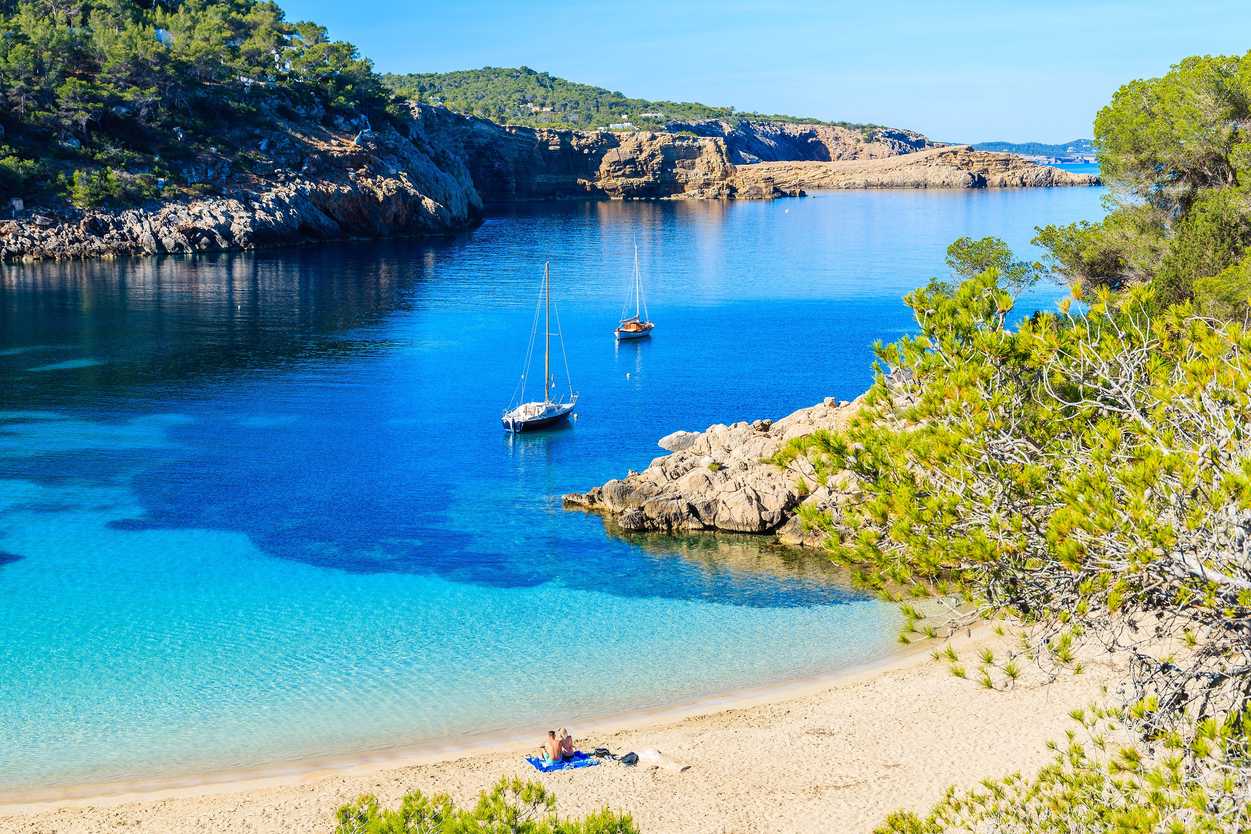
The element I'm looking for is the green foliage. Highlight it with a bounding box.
[780,268,1251,719]
[1155,188,1251,307]
[1095,54,1247,211]
[381,66,865,132]
[1194,251,1251,320]
[0,146,41,195]
[333,777,638,834]
[945,236,1042,292]
[68,168,121,208]
[776,263,1251,830]
[0,0,388,206]
[1037,50,1251,315]
[67,167,158,208]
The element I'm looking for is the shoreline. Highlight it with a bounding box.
[0,635,924,812]
[0,624,1124,834]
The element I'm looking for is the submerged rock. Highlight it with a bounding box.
[563,397,861,545]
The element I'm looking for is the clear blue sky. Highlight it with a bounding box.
[277,0,1251,142]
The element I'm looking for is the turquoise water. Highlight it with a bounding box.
[0,188,1105,796]
[1051,161,1101,176]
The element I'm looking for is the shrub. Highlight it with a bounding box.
[334,777,638,834]
[0,151,41,197]
[66,168,161,208]
[776,264,1251,831]
[67,168,122,208]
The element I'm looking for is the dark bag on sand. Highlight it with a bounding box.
[592,747,613,758]
[618,752,639,766]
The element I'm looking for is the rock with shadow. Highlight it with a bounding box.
[564,397,862,546]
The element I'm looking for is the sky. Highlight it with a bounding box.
[277,0,1251,143]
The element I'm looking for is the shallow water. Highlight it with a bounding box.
[0,188,1105,794]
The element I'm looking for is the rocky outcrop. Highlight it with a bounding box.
[666,118,937,164]
[563,397,861,547]
[410,105,777,201]
[1,113,1095,262]
[734,145,1100,192]
[1,115,483,262]
[2,106,784,261]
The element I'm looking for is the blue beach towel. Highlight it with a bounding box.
[525,751,599,773]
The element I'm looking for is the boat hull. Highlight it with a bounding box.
[501,402,576,433]
[615,324,654,341]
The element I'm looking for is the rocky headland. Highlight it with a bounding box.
[563,397,862,548]
[409,105,774,202]
[2,111,1096,262]
[0,112,482,261]
[665,118,937,164]
[1,106,781,262]
[734,145,1100,192]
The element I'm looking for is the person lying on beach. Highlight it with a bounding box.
[557,727,575,759]
[543,730,562,763]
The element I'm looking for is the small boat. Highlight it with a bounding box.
[502,262,578,433]
[615,245,654,341]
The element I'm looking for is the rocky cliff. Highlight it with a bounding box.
[1,114,483,262]
[734,145,1100,192]
[563,397,861,548]
[1,114,1096,262]
[2,106,783,262]
[410,105,777,201]
[666,119,936,164]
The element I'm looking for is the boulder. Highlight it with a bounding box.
[563,396,863,544]
[659,430,703,453]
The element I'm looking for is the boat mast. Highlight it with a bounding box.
[633,244,641,320]
[544,261,551,405]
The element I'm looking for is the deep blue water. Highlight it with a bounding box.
[0,188,1105,795]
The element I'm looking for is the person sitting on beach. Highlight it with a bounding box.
[557,727,575,760]
[543,730,562,763]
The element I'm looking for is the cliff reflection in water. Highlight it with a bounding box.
[0,243,454,406]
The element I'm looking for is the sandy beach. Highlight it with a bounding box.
[0,630,1120,834]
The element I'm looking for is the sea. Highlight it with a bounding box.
[0,181,1106,796]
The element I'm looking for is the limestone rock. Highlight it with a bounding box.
[563,396,863,542]
[664,118,937,164]
[658,430,701,452]
[2,112,483,262]
[410,105,777,202]
[733,145,1100,193]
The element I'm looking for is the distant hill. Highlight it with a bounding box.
[971,139,1096,156]
[381,66,875,132]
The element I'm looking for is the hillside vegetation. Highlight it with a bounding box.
[0,0,389,208]
[972,138,1095,156]
[1037,51,1251,318]
[381,66,871,132]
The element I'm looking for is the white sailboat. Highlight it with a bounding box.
[502,262,578,432]
[614,245,654,341]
